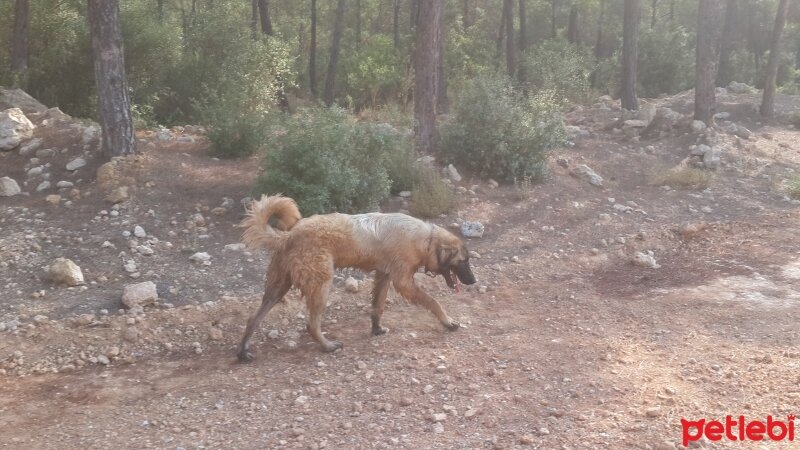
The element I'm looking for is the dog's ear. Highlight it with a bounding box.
[437,245,457,268]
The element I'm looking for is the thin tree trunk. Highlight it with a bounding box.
[567,4,579,44]
[462,0,471,29]
[621,0,640,111]
[11,0,30,85]
[323,0,345,106]
[414,0,443,154]
[496,5,506,58]
[87,0,136,157]
[595,0,605,59]
[518,0,527,84]
[309,0,317,98]
[410,0,418,30]
[393,0,400,47]
[651,0,657,28]
[356,0,362,51]
[551,0,558,39]
[717,0,739,87]
[258,0,273,36]
[157,0,164,22]
[251,0,259,39]
[760,0,790,117]
[694,0,725,124]
[504,0,515,78]
[436,7,449,114]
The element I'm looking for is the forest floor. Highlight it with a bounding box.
[1,89,799,449]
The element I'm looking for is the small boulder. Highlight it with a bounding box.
[703,148,721,169]
[18,138,42,156]
[444,164,462,182]
[106,186,130,203]
[36,180,51,191]
[0,177,21,196]
[0,108,35,151]
[189,252,211,263]
[66,158,87,171]
[121,281,158,309]
[344,277,359,293]
[632,252,660,269]
[690,120,707,132]
[572,164,603,187]
[727,81,754,94]
[460,221,485,238]
[48,258,85,286]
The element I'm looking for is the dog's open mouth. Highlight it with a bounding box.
[445,269,461,292]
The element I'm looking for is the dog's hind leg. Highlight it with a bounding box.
[237,273,291,362]
[304,278,343,353]
[393,276,460,331]
[371,271,391,336]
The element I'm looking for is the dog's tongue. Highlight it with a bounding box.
[451,270,461,293]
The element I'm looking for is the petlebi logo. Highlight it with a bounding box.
[681,414,796,447]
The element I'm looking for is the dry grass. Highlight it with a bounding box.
[648,165,714,189]
[787,175,800,199]
[408,169,457,218]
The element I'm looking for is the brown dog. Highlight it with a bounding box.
[237,195,477,361]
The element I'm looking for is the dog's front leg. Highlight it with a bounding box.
[392,277,460,331]
[371,271,391,335]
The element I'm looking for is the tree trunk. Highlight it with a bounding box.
[694,0,724,124]
[157,0,164,22]
[621,0,640,111]
[410,0,418,30]
[503,0,515,78]
[462,0,471,29]
[760,0,790,117]
[323,0,345,106]
[87,0,136,157]
[257,0,273,36]
[496,5,506,58]
[567,4,579,44]
[11,0,30,85]
[595,0,605,59]
[356,0,362,51]
[651,0,657,28]
[436,7,449,114]
[393,0,400,48]
[414,0,443,154]
[551,0,558,39]
[717,0,738,87]
[309,0,318,98]
[251,0,259,39]
[518,0,527,84]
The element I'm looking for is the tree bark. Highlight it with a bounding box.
[760,0,790,117]
[157,0,164,22]
[410,0,418,30]
[323,0,345,106]
[621,0,640,111]
[356,0,362,51]
[567,4,579,44]
[436,7,449,114]
[496,5,506,58]
[651,0,658,28]
[393,0,401,47]
[595,0,605,59]
[462,0,471,29]
[414,0,443,154]
[518,0,527,84]
[87,0,136,157]
[717,0,739,87]
[551,0,558,39]
[309,0,318,98]
[503,0,515,78]
[257,0,273,36]
[251,0,259,39]
[694,0,724,124]
[11,0,30,84]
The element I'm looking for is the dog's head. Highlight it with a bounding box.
[432,233,477,290]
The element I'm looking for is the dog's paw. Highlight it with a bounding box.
[237,351,255,363]
[372,326,389,336]
[444,320,461,331]
[321,340,344,353]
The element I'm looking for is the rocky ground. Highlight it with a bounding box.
[0,85,799,449]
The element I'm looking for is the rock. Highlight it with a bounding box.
[690,144,711,156]
[36,180,50,191]
[177,135,194,143]
[645,407,662,418]
[56,181,74,188]
[48,258,85,286]
[431,413,447,423]
[121,281,158,309]
[0,108,35,151]
[133,225,146,238]
[703,148,721,169]
[690,120,707,132]
[157,129,172,141]
[732,125,752,139]
[27,166,43,176]
[122,326,139,342]
[642,107,683,138]
[519,434,536,444]
[487,178,499,189]
[208,327,223,340]
[224,243,246,252]
[679,222,707,239]
[464,408,478,418]
[713,111,730,120]
[727,81,753,94]
[35,148,55,159]
[398,191,412,198]
[66,158,87,171]
[416,155,435,166]
[445,164,462,182]
[45,194,61,205]
[81,124,100,144]
[0,88,47,114]
[623,119,648,129]
[460,221,485,238]
[344,277,359,293]
[106,186,130,203]
[74,314,96,326]
[572,164,603,187]
[0,177,21,196]
[18,138,42,155]
[189,252,211,263]
[632,252,660,269]
[432,422,445,434]
[211,207,226,216]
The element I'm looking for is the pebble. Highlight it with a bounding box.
[134,225,146,238]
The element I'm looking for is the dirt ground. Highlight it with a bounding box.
[1,90,799,449]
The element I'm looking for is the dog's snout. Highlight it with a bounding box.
[455,261,477,285]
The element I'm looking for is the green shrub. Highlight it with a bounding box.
[343,35,404,109]
[787,175,800,199]
[440,75,564,184]
[255,107,405,215]
[409,168,456,218]
[385,143,419,195]
[637,25,694,97]
[521,39,595,106]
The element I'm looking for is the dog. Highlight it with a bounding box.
[237,194,477,361]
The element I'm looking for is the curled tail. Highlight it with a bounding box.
[241,195,302,251]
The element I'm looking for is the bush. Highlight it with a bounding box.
[637,25,694,97]
[255,108,406,215]
[343,35,405,109]
[521,39,595,106]
[648,166,713,190]
[440,75,564,184]
[409,168,457,218]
